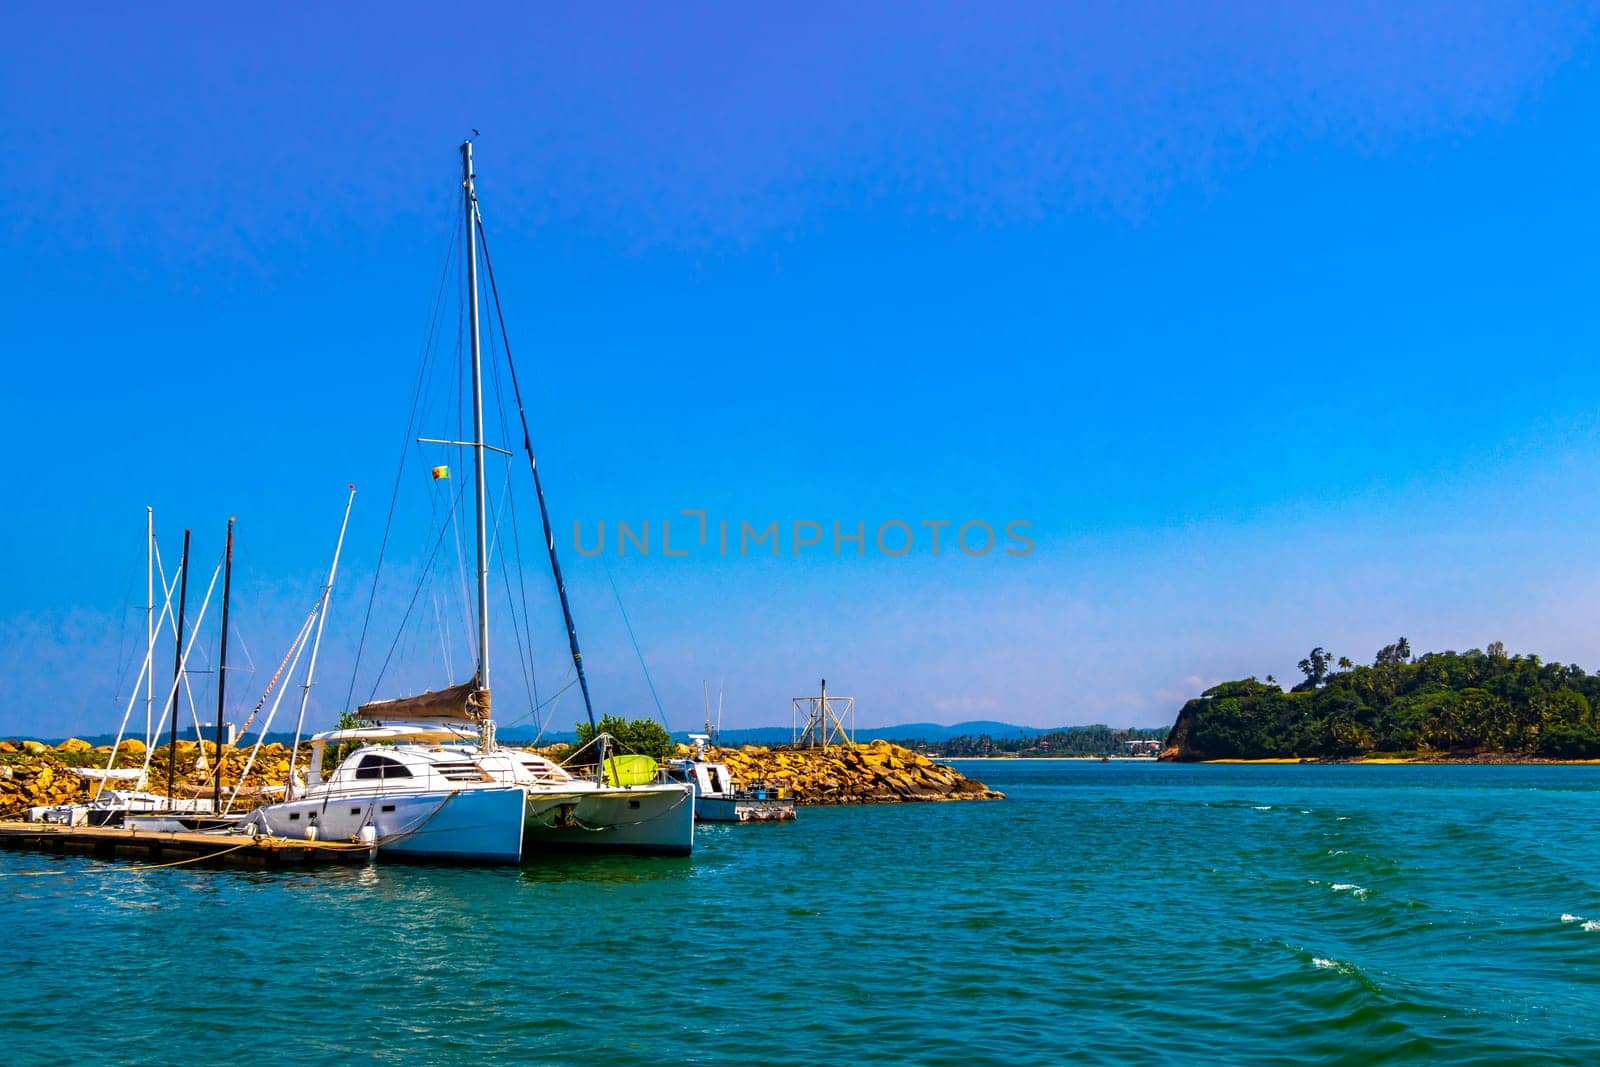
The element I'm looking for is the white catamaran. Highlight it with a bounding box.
[242,141,693,863]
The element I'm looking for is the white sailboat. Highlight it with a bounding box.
[242,141,693,863]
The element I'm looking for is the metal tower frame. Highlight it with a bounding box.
[792,678,855,751]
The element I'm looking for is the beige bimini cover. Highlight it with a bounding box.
[356,681,491,725]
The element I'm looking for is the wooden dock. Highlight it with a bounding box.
[0,821,372,868]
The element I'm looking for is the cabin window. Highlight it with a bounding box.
[350,808,361,816]
[289,813,300,821]
[381,804,396,813]
[354,755,413,781]
[628,800,641,810]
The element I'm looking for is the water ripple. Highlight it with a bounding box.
[3,762,1599,1064]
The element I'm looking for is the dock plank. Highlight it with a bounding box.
[0,821,371,868]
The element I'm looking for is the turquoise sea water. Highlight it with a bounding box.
[4,761,1600,1065]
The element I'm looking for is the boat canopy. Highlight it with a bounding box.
[355,681,490,725]
[310,724,479,745]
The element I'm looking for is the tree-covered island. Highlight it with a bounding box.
[1162,640,1600,761]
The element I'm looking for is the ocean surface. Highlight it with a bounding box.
[4,761,1599,1065]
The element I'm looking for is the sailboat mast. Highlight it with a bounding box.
[212,517,233,811]
[167,529,191,804]
[145,507,154,744]
[462,140,491,720]
[285,485,357,800]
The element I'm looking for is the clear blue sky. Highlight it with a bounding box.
[4,3,1600,738]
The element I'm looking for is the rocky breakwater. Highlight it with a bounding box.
[0,739,95,814]
[711,739,1003,804]
[0,736,1004,813]
[0,737,301,817]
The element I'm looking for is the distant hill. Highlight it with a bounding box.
[859,720,1048,742]
[705,721,1167,757]
[693,722,1059,745]
[12,720,1156,749]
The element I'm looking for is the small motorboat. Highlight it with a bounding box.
[664,734,796,823]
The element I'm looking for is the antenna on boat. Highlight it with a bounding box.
[702,678,725,746]
[462,138,495,751]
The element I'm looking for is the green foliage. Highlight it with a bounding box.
[1294,647,1334,691]
[1203,678,1278,699]
[1539,722,1600,759]
[892,725,1168,758]
[574,715,672,762]
[1177,641,1600,758]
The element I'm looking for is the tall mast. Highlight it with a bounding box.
[145,507,154,745]
[286,485,356,799]
[462,139,492,730]
[167,529,191,805]
[212,517,234,812]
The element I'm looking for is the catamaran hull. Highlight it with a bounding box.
[245,787,527,864]
[521,784,694,855]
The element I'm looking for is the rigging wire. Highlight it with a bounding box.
[446,233,477,656]
[488,458,541,732]
[421,448,465,683]
[494,672,578,732]
[431,594,453,680]
[152,537,212,743]
[473,209,600,737]
[230,621,258,678]
[342,199,460,716]
[480,256,543,731]
[501,446,543,719]
[600,557,668,728]
[109,561,138,707]
[364,477,472,702]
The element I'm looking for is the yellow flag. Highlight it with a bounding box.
[431,465,450,481]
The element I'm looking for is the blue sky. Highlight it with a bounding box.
[4,3,1600,737]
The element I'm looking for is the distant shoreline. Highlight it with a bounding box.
[941,756,1158,762]
[1195,756,1600,766]
[944,754,1600,765]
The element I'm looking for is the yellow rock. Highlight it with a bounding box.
[118,738,147,755]
[56,737,93,754]
[21,740,48,755]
